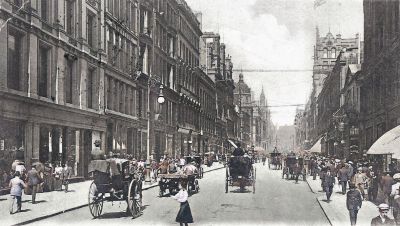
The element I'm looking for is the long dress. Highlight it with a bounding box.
[173,189,193,223]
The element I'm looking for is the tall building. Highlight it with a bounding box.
[361,0,400,157]
[0,0,217,178]
[305,29,361,151]
[200,32,236,154]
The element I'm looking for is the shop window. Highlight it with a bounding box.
[7,28,24,91]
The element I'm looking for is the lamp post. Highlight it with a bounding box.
[144,82,164,184]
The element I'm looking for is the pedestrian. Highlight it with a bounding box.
[347,183,362,226]
[294,163,301,183]
[9,171,26,214]
[323,168,335,201]
[338,164,350,195]
[179,156,186,169]
[380,172,394,204]
[390,173,400,222]
[368,171,379,202]
[172,180,193,226]
[27,164,42,204]
[353,167,368,200]
[370,203,395,226]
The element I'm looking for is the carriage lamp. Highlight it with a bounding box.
[157,85,165,104]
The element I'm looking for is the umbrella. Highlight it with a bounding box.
[227,140,238,149]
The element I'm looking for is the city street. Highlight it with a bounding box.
[31,164,329,226]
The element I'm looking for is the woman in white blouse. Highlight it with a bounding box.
[172,180,193,226]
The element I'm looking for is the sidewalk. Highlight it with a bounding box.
[306,176,381,226]
[0,163,224,226]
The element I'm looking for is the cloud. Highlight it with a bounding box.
[186,0,363,126]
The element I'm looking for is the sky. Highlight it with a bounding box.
[186,0,364,127]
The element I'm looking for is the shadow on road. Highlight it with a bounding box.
[31,200,47,204]
[97,211,129,219]
[230,189,252,193]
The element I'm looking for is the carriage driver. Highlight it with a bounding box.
[232,143,245,156]
[183,161,198,189]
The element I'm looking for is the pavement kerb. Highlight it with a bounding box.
[305,177,317,194]
[12,165,226,226]
[316,197,333,226]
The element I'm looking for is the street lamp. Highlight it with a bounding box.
[157,85,165,104]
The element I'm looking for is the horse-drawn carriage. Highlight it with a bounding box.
[184,156,204,178]
[88,158,143,218]
[225,156,256,193]
[282,155,306,181]
[158,173,200,197]
[269,152,282,170]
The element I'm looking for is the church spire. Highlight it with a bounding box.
[260,86,266,106]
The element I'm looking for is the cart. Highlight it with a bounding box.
[158,173,199,197]
[269,152,282,170]
[225,156,256,193]
[282,156,306,181]
[87,159,143,219]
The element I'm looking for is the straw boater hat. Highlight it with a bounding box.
[393,173,400,180]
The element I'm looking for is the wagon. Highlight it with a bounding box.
[282,156,306,181]
[158,173,199,197]
[87,159,143,218]
[225,156,256,193]
[184,156,204,178]
[269,152,282,170]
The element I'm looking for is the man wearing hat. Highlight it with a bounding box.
[354,167,368,200]
[381,172,394,204]
[338,164,350,195]
[370,203,395,226]
[390,173,400,222]
[323,168,335,201]
[347,183,362,226]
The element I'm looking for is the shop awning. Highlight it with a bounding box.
[308,138,322,153]
[367,125,400,159]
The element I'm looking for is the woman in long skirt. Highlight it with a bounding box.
[172,180,193,226]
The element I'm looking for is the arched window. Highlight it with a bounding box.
[323,48,328,58]
[331,48,336,58]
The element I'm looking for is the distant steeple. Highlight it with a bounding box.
[260,86,266,106]
[239,72,244,82]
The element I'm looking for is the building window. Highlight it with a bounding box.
[87,68,94,109]
[323,48,328,58]
[41,0,49,22]
[87,10,96,49]
[66,0,75,36]
[7,28,23,91]
[65,58,74,104]
[331,48,336,58]
[38,44,50,97]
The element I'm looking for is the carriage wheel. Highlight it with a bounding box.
[201,167,204,178]
[195,180,199,193]
[128,179,142,218]
[254,168,257,180]
[88,181,103,218]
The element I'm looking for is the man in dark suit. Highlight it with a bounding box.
[380,173,394,204]
[371,203,395,226]
[323,168,335,201]
[338,165,350,194]
[27,165,41,204]
[347,183,362,226]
